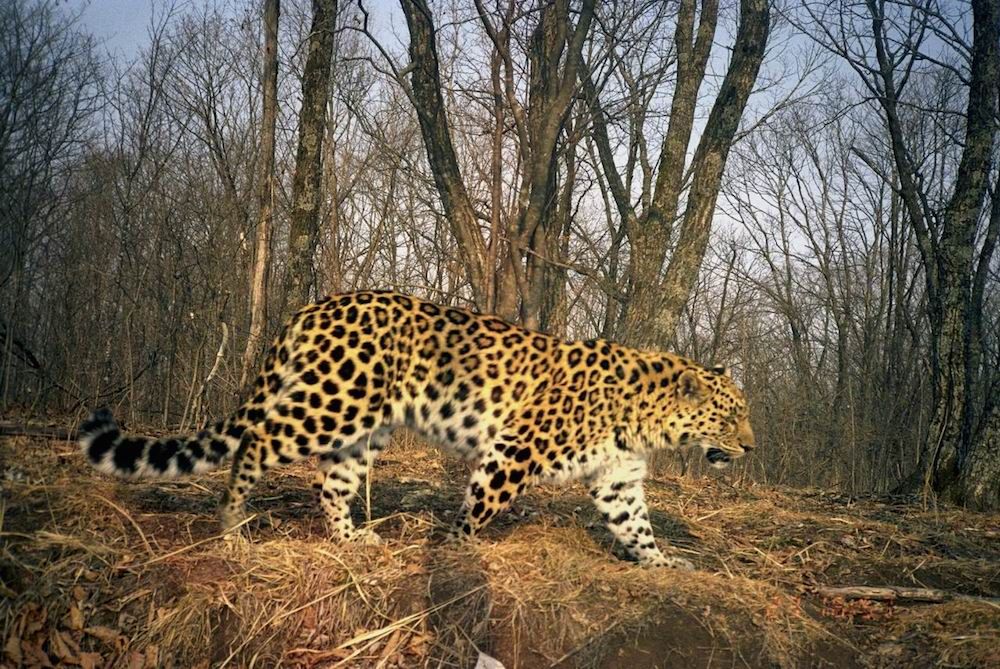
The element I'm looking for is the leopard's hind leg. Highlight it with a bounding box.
[314,428,391,543]
[219,387,357,530]
[219,423,268,529]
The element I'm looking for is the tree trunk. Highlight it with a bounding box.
[400,0,490,309]
[284,0,338,317]
[538,128,578,336]
[960,401,1000,510]
[645,0,770,346]
[621,0,719,343]
[403,0,593,319]
[519,0,570,330]
[583,0,769,348]
[513,0,594,329]
[928,0,1000,506]
[240,0,280,388]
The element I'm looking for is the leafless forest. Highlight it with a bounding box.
[2,0,998,507]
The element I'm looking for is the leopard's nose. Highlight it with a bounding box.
[740,443,754,453]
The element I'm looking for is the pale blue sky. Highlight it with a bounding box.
[73,0,404,60]
[73,0,158,59]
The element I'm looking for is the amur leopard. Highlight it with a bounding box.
[79,291,755,569]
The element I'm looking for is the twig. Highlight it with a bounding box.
[131,513,257,568]
[334,584,488,653]
[203,322,230,392]
[94,494,155,558]
[71,354,159,412]
[191,321,229,426]
[0,422,75,440]
[816,585,1000,606]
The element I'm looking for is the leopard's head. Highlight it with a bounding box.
[666,365,755,469]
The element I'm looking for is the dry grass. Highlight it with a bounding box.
[1,430,998,668]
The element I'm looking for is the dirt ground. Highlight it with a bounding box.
[1,428,998,668]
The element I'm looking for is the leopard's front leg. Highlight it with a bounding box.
[451,453,530,539]
[588,459,694,570]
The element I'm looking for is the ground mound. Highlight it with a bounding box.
[1,428,997,667]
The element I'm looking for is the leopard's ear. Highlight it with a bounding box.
[676,369,708,406]
[710,365,731,378]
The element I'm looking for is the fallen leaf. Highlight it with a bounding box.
[143,644,159,668]
[22,604,47,636]
[407,633,431,655]
[403,563,426,576]
[301,605,317,630]
[4,631,23,665]
[84,626,125,648]
[65,603,85,631]
[49,629,79,661]
[21,638,54,667]
[379,628,403,662]
[79,651,104,669]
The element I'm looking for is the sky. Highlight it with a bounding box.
[72,0,404,61]
[72,0,157,60]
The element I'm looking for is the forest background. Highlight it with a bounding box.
[2,0,998,508]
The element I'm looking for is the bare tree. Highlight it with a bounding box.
[723,94,932,490]
[398,0,596,322]
[397,0,493,309]
[284,0,339,315]
[0,1,101,407]
[798,0,1000,508]
[240,0,281,388]
[926,0,999,509]
[584,0,771,347]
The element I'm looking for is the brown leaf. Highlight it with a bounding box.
[407,633,431,655]
[72,585,87,602]
[379,628,404,662]
[65,603,85,631]
[125,650,146,669]
[301,605,317,631]
[4,631,23,665]
[49,629,79,660]
[79,651,104,669]
[84,626,125,649]
[22,603,47,636]
[21,638,54,667]
[403,563,427,576]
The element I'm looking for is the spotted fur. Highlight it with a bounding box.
[79,291,755,568]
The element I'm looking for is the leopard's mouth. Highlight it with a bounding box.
[704,447,733,469]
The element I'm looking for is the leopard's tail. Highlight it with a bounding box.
[78,408,247,478]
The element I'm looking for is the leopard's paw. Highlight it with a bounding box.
[351,527,383,546]
[219,506,248,532]
[641,555,695,571]
[444,522,476,544]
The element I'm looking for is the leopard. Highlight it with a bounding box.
[79,290,755,569]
